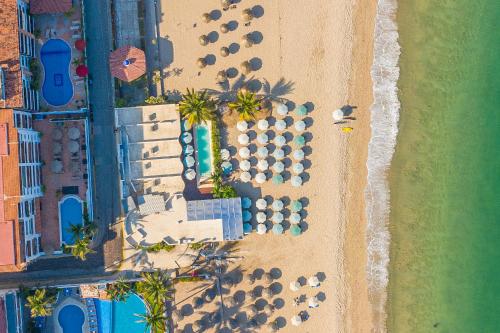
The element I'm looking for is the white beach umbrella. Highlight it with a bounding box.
[257,159,269,171]
[272,212,284,224]
[256,198,267,210]
[291,175,303,187]
[255,172,267,184]
[220,148,230,161]
[182,132,193,144]
[238,133,250,145]
[293,149,305,161]
[289,281,301,292]
[239,159,251,171]
[256,212,267,223]
[184,144,194,155]
[294,120,306,132]
[290,212,301,224]
[185,155,195,167]
[274,135,286,147]
[257,133,269,144]
[291,315,302,326]
[237,120,248,132]
[275,119,287,131]
[257,223,267,235]
[308,275,320,287]
[332,108,344,121]
[257,119,269,131]
[272,161,285,173]
[240,171,251,182]
[184,168,196,180]
[276,103,288,116]
[272,148,285,160]
[272,199,284,211]
[293,162,304,174]
[222,161,232,172]
[308,296,319,308]
[257,146,269,158]
[239,147,250,158]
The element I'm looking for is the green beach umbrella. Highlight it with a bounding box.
[272,223,284,234]
[243,223,253,234]
[295,104,308,116]
[291,200,303,212]
[243,210,252,222]
[290,224,302,236]
[272,174,284,184]
[293,135,306,147]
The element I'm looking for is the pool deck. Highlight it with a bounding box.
[35,2,87,111]
[52,296,89,333]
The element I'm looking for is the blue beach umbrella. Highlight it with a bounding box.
[291,200,303,212]
[272,223,284,234]
[290,224,302,236]
[243,223,253,234]
[293,135,306,147]
[242,197,252,209]
[295,104,308,116]
[243,210,252,222]
[272,174,284,185]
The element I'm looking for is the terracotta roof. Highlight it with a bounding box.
[109,46,146,82]
[0,0,23,109]
[30,0,72,14]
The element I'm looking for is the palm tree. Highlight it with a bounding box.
[136,271,173,304]
[135,310,166,333]
[70,237,94,261]
[26,289,56,318]
[67,223,84,242]
[228,90,263,120]
[178,89,216,126]
[107,277,131,301]
[83,222,98,238]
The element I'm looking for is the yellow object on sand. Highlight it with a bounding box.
[342,127,353,133]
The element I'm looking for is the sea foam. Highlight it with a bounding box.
[365,0,400,330]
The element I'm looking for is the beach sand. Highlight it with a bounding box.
[158,0,375,331]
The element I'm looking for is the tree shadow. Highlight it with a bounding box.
[228,20,239,31]
[261,78,295,102]
[249,31,263,44]
[249,57,262,71]
[210,9,222,20]
[208,31,220,43]
[252,5,265,18]
[205,54,217,65]
[229,42,240,54]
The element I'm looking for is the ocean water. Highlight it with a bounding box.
[385,0,500,332]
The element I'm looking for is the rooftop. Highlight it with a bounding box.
[30,0,72,15]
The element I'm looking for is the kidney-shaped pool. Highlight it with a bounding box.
[40,39,73,106]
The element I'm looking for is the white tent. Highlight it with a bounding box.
[257,223,267,235]
[256,198,267,210]
[293,162,304,174]
[276,103,288,116]
[274,135,286,147]
[291,315,302,326]
[332,108,344,121]
[272,148,285,160]
[237,120,248,131]
[239,159,251,171]
[257,159,269,171]
[220,148,230,161]
[184,144,194,155]
[308,275,320,287]
[184,168,196,180]
[291,175,303,187]
[185,155,195,167]
[239,147,250,158]
[272,212,284,223]
[256,212,267,223]
[257,146,269,158]
[255,172,267,184]
[238,133,250,145]
[289,281,300,292]
[293,149,305,161]
[275,119,287,131]
[294,120,306,132]
[272,161,285,173]
[257,133,269,144]
[272,199,284,211]
[257,119,269,131]
[308,296,319,308]
[290,212,301,224]
[182,132,193,144]
[240,171,251,182]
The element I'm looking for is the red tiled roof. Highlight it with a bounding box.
[0,221,15,266]
[0,298,6,333]
[109,46,146,82]
[0,0,23,109]
[30,0,72,14]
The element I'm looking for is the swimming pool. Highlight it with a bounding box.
[194,123,213,178]
[59,195,83,245]
[40,39,73,106]
[94,293,149,333]
[58,305,84,333]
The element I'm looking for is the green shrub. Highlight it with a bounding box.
[175,276,204,283]
[145,95,166,105]
[136,241,175,253]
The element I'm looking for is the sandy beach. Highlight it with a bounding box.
[157,0,376,331]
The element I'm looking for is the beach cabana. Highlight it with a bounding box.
[290,224,302,236]
[222,161,232,175]
[185,156,195,167]
[220,23,229,33]
[237,120,248,132]
[272,223,284,234]
[272,174,284,184]
[291,200,303,212]
[221,148,230,161]
[182,132,193,144]
[291,315,302,326]
[296,104,308,116]
[243,210,252,222]
[241,34,254,48]
[272,148,285,160]
[242,8,254,22]
[290,212,301,224]
[184,169,196,180]
[183,144,194,155]
[257,133,269,144]
[272,199,284,211]
[257,224,267,235]
[274,135,286,147]
[196,58,207,69]
[293,135,306,147]
[256,172,267,184]
[308,296,319,308]
[109,45,146,82]
[272,212,284,224]
[291,175,303,187]
[239,147,251,158]
[293,149,305,161]
[199,35,209,46]
[256,198,267,210]
[243,223,253,234]
[294,120,306,132]
[256,212,267,223]
[257,159,269,171]
[289,281,301,292]
[272,161,285,173]
[257,119,269,131]
[333,108,344,121]
[238,133,250,145]
[220,46,230,57]
[308,275,320,287]
[240,171,251,182]
[242,197,252,209]
[239,159,251,171]
[293,162,304,174]
[276,103,288,116]
[257,146,269,158]
[275,119,287,131]
[202,12,212,23]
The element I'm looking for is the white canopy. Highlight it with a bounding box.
[256,198,267,210]
[257,119,269,131]
[289,281,300,292]
[257,159,269,171]
[240,171,251,182]
[272,161,285,173]
[293,149,305,161]
[239,147,250,158]
[276,103,288,116]
[185,155,195,167]
[257,146,269,158]
[238,133,250,145]
[274,135,286,147]
[220,148,230,161]
[255,172,267,184]
[332,108,344,121]
[256,212,267,223]
[308,296,319,308]
[257,133,269,144]
[291,175,303,187]
[272,212,284,223]
[275,119,287,131]
[290,212,301,224]
[237,120,248,131]
[272,148,285,160]
[184,144,194,155]
[182,132,193,144]
[291,315,302,326]
[184,168,196,180]
[239,159,251,171]
[293,162,304,174]
[294,120,306,132]
[257,223,267,235]
[308,275,320,287]
[272,199,284,211]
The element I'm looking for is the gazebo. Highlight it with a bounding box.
[109,45,146,82]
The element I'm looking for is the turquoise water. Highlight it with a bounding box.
[40,39,73,106]
[95,293,149,333]
[195,124,212,176]
[5,294,17,333]
[59,196,83,245]
[388,1,500,332]
[58,305,84,333]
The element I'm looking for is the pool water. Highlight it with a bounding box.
[194,124,212,177]
[59,196,83,245]
[58,305,84,333]
[40,39,73,106]
[94,293,149,333]
[5,294,17,333]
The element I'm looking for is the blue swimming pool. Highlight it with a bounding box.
[5,294,18,333]
[58,305,84,333]
[94,293,149,333]
[40,39,73,106]
[59,196,83,245]
[194,123,212,177]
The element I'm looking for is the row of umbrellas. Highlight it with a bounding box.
[239,159,304,174]
[237,133,306,148]
[237,119,307,133]
[238,146,305,160]
[181,129,197,181]
[52,127,80,141]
